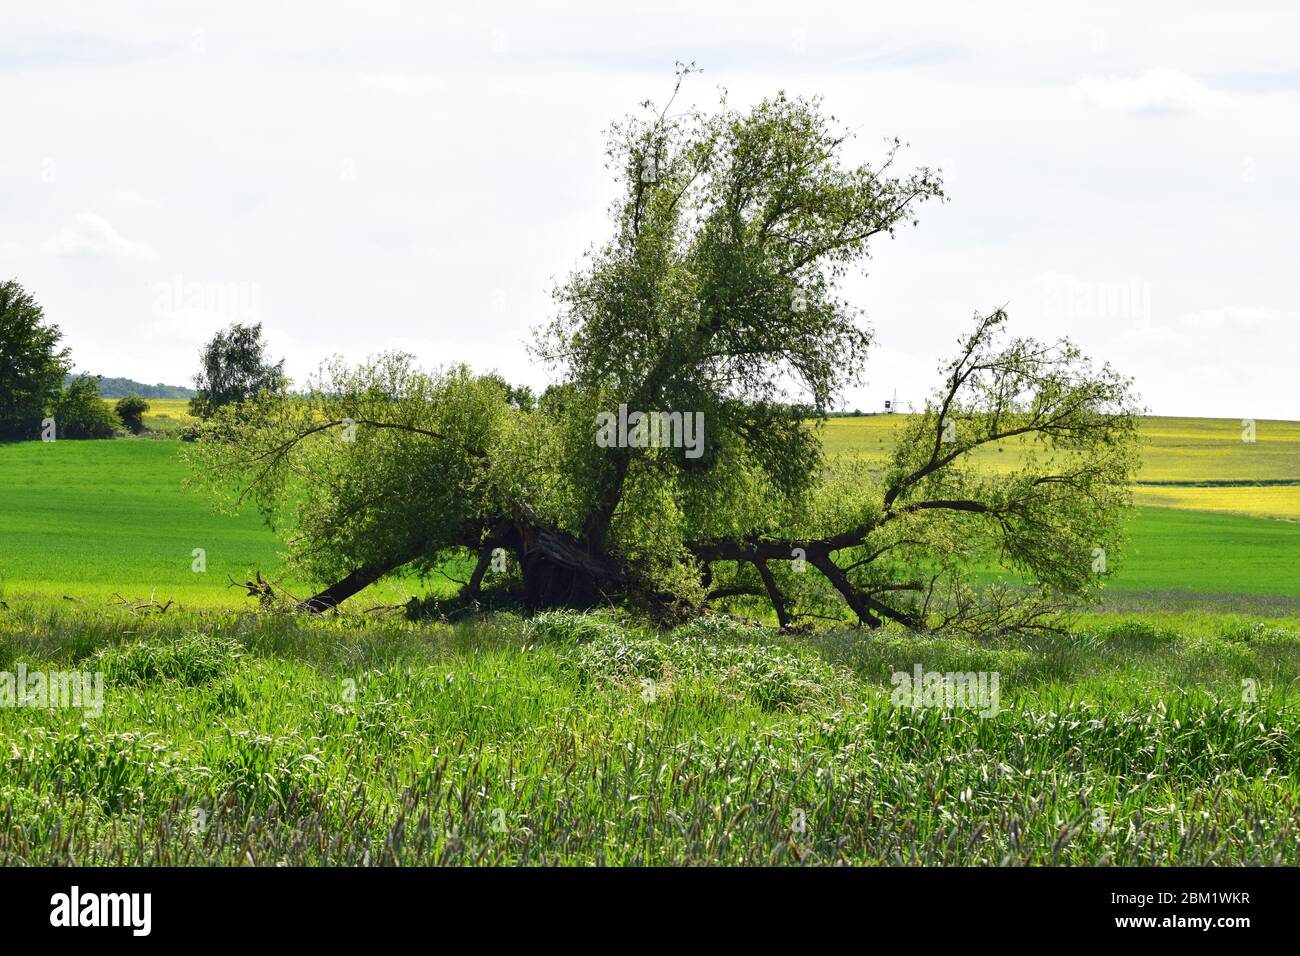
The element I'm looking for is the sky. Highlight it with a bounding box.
[1,0,1297,419]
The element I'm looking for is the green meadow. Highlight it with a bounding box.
[3,417,1298,610]
[0,439,421,608]
[2,608,1299,865]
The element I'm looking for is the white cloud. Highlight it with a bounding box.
[1075,67,1229,113]
[146,307,233,346]
[1183,306,1299,336]
[106,189,156,207]
[2,2,1296,417]
[38,213,157,262]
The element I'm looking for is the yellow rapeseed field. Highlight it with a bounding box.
[821,415,1300,519]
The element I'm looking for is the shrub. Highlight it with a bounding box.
[524,609,625,645]
[114,394,150,434]
[567,627,843,711]
[1095,619,1172,646]
[671,615,771,644]
[47,376,119,439]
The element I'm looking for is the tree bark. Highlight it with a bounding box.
[518,525,626,610]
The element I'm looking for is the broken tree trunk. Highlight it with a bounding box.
[517,524,627,610]
[296,503,631,614]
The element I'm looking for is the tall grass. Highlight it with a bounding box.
[2,607,1298,865]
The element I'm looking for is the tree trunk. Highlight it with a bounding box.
[297,554,415,612]
[752,559,791,628]
[517,523,626,610]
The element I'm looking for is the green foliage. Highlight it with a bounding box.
[94,633,244,686]
[0,279,70,439]
[189,321,286,419]
[533,71,944,557]
[114,394,150,434]
[67,375,194,399]
[524,608,625,645]
[48,376,120,439]
[185,356,516,586]
[477,372,536,411]
[876,312,1141,610]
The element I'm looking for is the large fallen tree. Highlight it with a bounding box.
[186,73,1140,632]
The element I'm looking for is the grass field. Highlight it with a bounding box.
[2,415,1298,866]
[0,440,427,608]
[2,607,1299,865]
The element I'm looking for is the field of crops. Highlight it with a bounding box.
[98,396,195,438]
[822,415,1300,520]
[0,439,422,608]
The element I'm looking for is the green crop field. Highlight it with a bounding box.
[3,417,1298,609]
[2,416,1299,866]
[0,439,423,608]
[822,414,1300,519]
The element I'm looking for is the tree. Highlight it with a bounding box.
[188,74,1140,630]
[190,322,286,419]
[49,376,120,439]
[478,372,537,412]
[0,279,71,439]
[115,395,150,434]
[532,72,944,557]
[688,310,1140,633]
[187,359,514,610]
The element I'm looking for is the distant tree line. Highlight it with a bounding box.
[63,374,195,400]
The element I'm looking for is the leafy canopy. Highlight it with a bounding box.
[533,66,944,548]
[190,322,287,419]
[0,279,70,439]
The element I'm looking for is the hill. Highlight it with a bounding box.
[65,373,195,399]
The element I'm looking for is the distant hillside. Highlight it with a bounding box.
[64,374,195,400]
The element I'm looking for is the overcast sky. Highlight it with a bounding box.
[2,1,1296,418]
